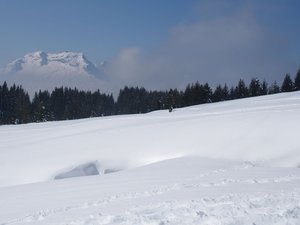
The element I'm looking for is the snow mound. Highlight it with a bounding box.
[54,162,100,180]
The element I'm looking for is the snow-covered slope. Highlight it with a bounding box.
[1,157,300,225]
[0,51,109,95]
[0,92,300,224]
[0,91,300,187]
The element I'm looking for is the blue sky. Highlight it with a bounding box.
[0,0,300,90]
[0,0,195,64]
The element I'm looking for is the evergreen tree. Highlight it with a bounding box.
[212,84,230,102]
[50,87,65,120]
[212,85,223,102]
[249,78,262,97]
[234,79,249,98]
[188,82,212,105]
[261,80,268,95]
[268,81,280,94]
[172,89,184,108]
[32,90,52,122]
[222,84,229,100]
[281,74,294,92]
[183,84,193,106]
[0,82,9,124]
[294,69,300,91]
[229,86,235,99]
[14,86,31,123]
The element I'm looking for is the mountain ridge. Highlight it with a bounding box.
[0,51,110,95]
[2,51,101,76]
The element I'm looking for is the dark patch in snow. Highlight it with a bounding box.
[54,162,100,180]
[104,168,121,174]
[53,161,124,180]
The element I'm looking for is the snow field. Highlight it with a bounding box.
[1,92,300,224]
[0,157,300,225]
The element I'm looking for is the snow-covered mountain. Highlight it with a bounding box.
[2,51,100,76]
[0,92,300,224]
[0,51,110,95]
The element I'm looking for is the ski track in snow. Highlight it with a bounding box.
[6,193,300,225]
[2,162,300,225]
[63,194,300,225]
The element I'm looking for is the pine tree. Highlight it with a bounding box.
[14,86,31,123]
[234,79,249,98]
[281,74,294,92]
[32,90,52,122]
[0,82,12,124]
[268,81,280,94]
[212,85,223,102]
[183,84,193,106]
[249,78,262,96]
[229,86,235,99]
[294,69,300,91]
[51,87,65,120]
[261,80,268,95]
[222,84,229,100]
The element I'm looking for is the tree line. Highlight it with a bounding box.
[0,70,300,125]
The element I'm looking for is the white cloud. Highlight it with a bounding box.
[106,47,142,82]
[105,5,295,91]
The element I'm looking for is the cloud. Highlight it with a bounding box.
[106,47,142,82]
[105,3,295,91]
[0,72,112,98]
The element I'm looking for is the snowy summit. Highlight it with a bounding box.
[0,51,109,95]
[2,51,100,76]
